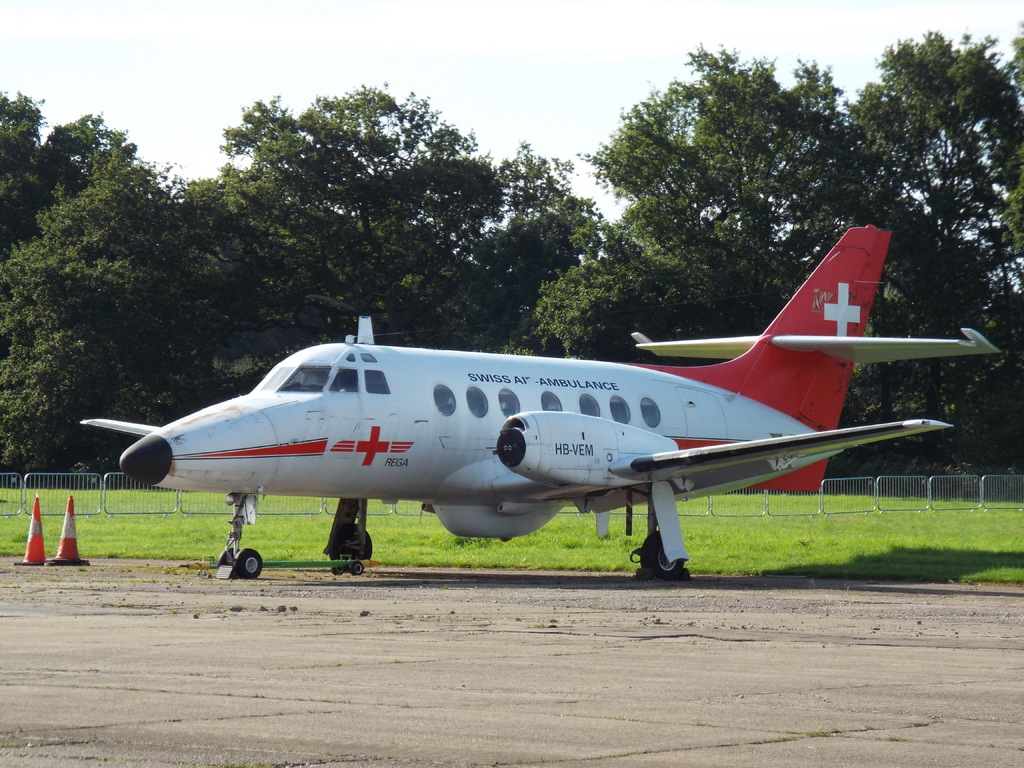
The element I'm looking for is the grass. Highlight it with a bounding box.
[1,496,1021,583]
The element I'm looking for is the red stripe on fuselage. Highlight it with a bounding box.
[181,439,329,460]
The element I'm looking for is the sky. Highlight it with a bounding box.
[2,1,1021,214]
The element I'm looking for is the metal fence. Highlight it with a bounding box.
[1,473,22,518]
[877,475,930,513]
[0,472,1020,518]
[24,472,103,517]
[820,477,877,515]
[929,475,982,512]
[981,474,1024,510]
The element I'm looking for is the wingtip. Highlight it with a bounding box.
[959,328,1000,354]
[903,419,953,430]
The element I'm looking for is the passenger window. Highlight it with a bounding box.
[434,384,456,416]
[641,397,661,427]
[610,395,630,423]
[466,387,488,417]
[366,370,390,394]
[498,388,520,417]
[330,368,359,393]
[360,353,377,363]
[541,391,562,411]
[579,393,600,416]
[279,365,331,393]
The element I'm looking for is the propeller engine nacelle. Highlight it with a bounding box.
[495,411,678,486]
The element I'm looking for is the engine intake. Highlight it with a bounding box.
[496,417,528,468]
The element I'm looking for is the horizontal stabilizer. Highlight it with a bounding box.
[771,328,999,362]
[80,419,158,437]
[635,329,998,363]
[634,336,761,359]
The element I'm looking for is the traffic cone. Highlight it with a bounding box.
[16,495,46,566]
[47,495,90,566]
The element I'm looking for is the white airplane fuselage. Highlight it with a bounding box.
[147,342,807,536]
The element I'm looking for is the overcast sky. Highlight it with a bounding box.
[2,1,1021,212]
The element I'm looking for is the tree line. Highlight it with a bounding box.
[1,30,1022,474]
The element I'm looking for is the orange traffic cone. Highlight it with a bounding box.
[47,495,90,566]
[16,495,46,566]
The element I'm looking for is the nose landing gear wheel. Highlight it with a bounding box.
[233,548,263,580]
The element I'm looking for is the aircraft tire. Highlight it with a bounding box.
[233,548,263,580]
[639,531,689,581]
[328,523,373,561]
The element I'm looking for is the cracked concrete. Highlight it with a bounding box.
[0,560,1021,767]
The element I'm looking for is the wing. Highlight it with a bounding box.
[608,420,949,493]
[80,419,159,437]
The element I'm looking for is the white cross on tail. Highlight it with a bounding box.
[823,282,861,336]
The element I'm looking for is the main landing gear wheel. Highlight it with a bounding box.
[232,548,263,580]
[639,531,690,581]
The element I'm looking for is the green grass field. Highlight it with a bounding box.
[2,496,1021,583]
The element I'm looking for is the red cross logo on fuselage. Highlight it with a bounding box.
[355,426,389,466]
[329,428,414,465]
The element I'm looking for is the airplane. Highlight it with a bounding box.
[83,226,999,581]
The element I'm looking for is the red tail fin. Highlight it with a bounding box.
[638,227,888,434]
[684,226,890,428]
[642,226,890,490]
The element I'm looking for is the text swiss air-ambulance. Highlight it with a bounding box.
[84,227,998,580]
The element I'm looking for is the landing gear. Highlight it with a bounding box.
[212,493,371,580]
[216,492,260,580]
[636,531,690,581]
[234,548,263,580]
[631,481,691,581]
[325,498,372,575]
[326,523,373,560]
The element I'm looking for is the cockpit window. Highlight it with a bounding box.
[278,365,331,393]
[360,353,378,363]
[330,368,359,393]
[365,370,390,394]
[258,366,295,392]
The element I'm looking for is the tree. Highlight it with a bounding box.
[457,145,602,353]
[0,96,139,257]
[539,49,867,357]
[848,31,1024,470]
[0,92,46,255]
[217,88,504,350]
[0,156,225,470]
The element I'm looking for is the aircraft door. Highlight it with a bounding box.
[676,386,728,441]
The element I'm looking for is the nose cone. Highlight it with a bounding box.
[120,433,173,486]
